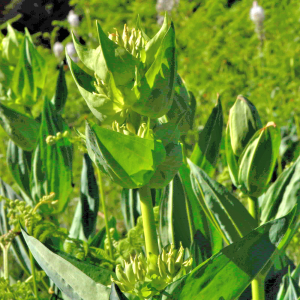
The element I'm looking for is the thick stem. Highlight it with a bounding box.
[1,242,11,281]
[248,197,265,300]
[97,167,114,260]
[139,186,159,256]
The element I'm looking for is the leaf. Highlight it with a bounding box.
[51,63,68,113]
[110,283,129,300]
[166,75,196,136]
[70,154,99,240]
[66,53,123,124]
[0,179,31,274]
[96,21,137,86]
[32,99,73,213]
[85,120,166,189]
[132,22,176,119]
[159,174,191,249]
[188,159,256,244]
[165,206,297,300]
[22,229,111,300]
[121,188,140,231]
[190,94,223,176]
[135,15,150,42]
[6,139,32,204]
[261,155,300,224]
[0,102,40,151]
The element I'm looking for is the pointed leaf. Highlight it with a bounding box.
[190,95,223,176]
[165,206,297,300]
[51,64,68,113]
[0,102,40,151]
[188,159,256,244]
[22,229,111,300]
[135,15,150,42]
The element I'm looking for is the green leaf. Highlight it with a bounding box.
[51,64,68,113]
[188,159,256,244]
[121,188,140,231]
[135,15,150,42]
[261,155,300,224]
[132,22,176,118]
[225,123,239,187]
[110,283,129,300]
[21,229,111,300]
[96,21,137,86]
[85,121,166,189]
[0,102,40,151]
[0,179,31,275]
[1,23,20,65]
[6,139,32,204]
[66,53,123,124]
[190,94,223,176]
[238,122,281,198]
[33,99,73,213]
[164,206,297,300]
[166,75,196,136]
[159,173,191,249]
[70,154,99,240]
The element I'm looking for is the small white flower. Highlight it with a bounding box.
[66,42,79,62]
[53,42,64,59]
[250,1,265,24]
[67,10,80,27]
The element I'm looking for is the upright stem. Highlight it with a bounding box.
[96,167,113,260]
[139,185,159,256]
[1,242,11,281]
[248,197,265,300]
[29,227,39,299]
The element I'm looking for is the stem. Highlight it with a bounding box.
[96,167,113,260]
[28,227,39,299]
[139,185,159,256]
[248,197,265,300]
[1,242,11,281]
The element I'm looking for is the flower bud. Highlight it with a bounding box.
[53,42,64,60]
[238,122,281,197]
[250,1,265,24]
[228,95,262,157]
[66,42,78,62]
[67,10,80,27]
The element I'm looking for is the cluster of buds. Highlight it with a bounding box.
[109,25,146,58]
[2,193,57,231]
[111,243,193,299]
[226,96,281,197]
[46,130,70,145]
[0,230,19,247]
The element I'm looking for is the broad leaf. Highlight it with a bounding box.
[164,206,297,300]
[0,102,40,151]
[85,121,166,189]
[190,94,223,176]
[22,229,111,300]
[188,159,256,244]
[31,99,73,213]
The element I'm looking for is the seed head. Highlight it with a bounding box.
[250,1,265,24]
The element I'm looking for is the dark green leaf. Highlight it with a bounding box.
[190,94,223,176]
[165,207,297,300]
[121,188,140,231]
[189,159,256,244]
[22,229,111,300]
[51,64,68,113]
[6,139,32,204]
[0,102,40,151]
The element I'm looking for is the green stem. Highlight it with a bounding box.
[248,197,265,300]
[28,226,39,299]
[139,186,159,256]
[96,167,113,260]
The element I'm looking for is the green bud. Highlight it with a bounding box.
[238,122,281,197]
[228,95,262,157]
[167,256,175,275]
[116,264,131,286]
[125,262,136,285]
[157,255,168,278]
